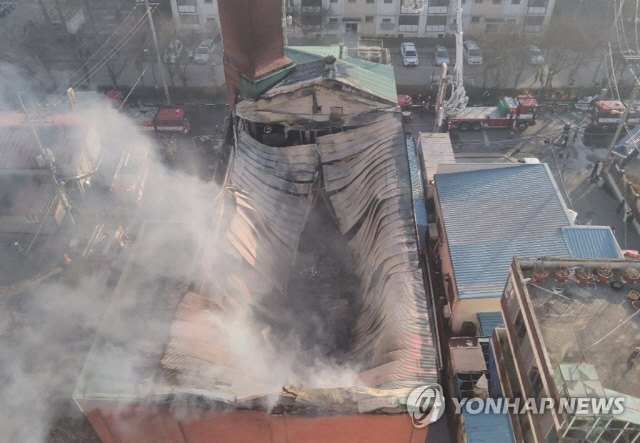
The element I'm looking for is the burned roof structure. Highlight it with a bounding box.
[75,14,436,441]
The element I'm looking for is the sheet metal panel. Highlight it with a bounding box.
[562,226,624,259]
[462,404,515,443]
[435,164,573,300]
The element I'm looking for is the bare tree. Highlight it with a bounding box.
[290,4,333,37]
[165,51,194,88]
[3,21,58,90]
[540,17,592,89]
[101,14,150,89]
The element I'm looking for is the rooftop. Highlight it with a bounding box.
[75,59,437,412]
[462,403,516,443]
[434,164,621,299]
[613,126,640,159]
[281,47,397,104]
[418,133,454,182]
[0,112,95,172]
[518,258,640,399]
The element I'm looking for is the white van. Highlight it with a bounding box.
[463,40,483,65]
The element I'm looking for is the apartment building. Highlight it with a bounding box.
[290,0,555,38]
[494,257,640,442]
[169,0,219,31]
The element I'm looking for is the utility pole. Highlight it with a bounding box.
[605,81,639,161]
[282,0,287,46]
[17,94,75,227]
[143,0,170,104]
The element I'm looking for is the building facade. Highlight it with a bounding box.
[169,0,220,31]
[289,0,556,38]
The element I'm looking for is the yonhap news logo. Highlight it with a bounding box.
[407,384,445,428]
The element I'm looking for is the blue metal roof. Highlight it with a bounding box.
[406,136,427,228]
[612,126,640,158]
[435,164,572,300]
[477,312,505,337]
[562,226,623,259]
[462,405,515,443]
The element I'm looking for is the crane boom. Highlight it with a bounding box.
[443,0,468,116]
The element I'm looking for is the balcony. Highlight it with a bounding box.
[428,6,448,14]
[524,25,542,33]
[327,21,340,30]
[399,24,419,33]
[177,0,197,13]
[380,22,396,30]
[527,6,547,15]
[426,25,446,32]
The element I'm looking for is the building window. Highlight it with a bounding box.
[514,311,527,345]
[493,0,501,3]
[367,0,374,3]
[471,15,480,23]
[365,15,374,22]
[382,18,392,23]
[384,0,393,3]
[330,0,338,2]
[512,0,520,3]
[180,14,200,25]
[348,0,356,2]
[474,0,482,3]
[204,0,212,3]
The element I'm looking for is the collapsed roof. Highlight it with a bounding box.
[75,51,437,413]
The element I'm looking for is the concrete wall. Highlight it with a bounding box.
[451,297,502,334]
[78,401,430,443]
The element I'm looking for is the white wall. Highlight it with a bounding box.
[326,0,344,15]
[378,0,399,15]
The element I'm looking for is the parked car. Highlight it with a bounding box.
[463,40,483,65]
[163,39,184,64]
[0,2,15,17]
[194,39,215,64]
[434,45,450,67]
[527,45,545,65]
[401,42,419,67]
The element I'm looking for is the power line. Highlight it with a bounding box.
[40,7,138,106]
[49,12,150,108]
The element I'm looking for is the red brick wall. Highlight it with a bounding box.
[218,0,293,105]
[78,400,430,443]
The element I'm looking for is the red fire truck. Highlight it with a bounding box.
[124,107,191,134]
[590,100,640,131]
[445,95,538,132]
[398,94,413,121]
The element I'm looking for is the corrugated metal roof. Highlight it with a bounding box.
[613,126,640,158]
[462,405,515,443]
[280,47,397,104]
[285,45,341,61]
[562,226,623,259]
[0,113,92,171]
[435,164,572,299]
[477,312,505,337]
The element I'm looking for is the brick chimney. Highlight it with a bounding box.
[217,0,294,106]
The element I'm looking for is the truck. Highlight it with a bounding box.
[398,94,413,121]
[444,95,538,132]
[589,100,640,131]
[124,106,191,134]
